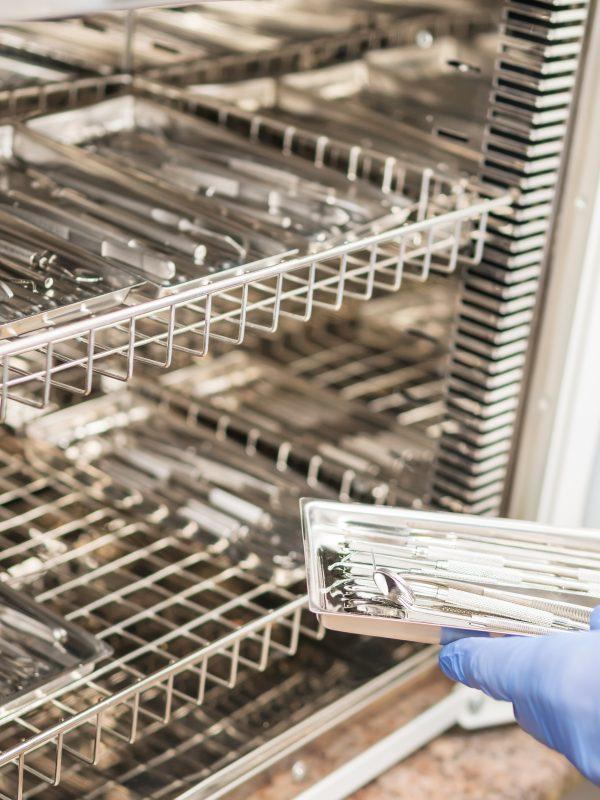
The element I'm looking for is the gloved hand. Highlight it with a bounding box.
[439,606,600,786]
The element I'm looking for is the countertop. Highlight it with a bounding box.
[354,726,578,800]
[228,665,579,800]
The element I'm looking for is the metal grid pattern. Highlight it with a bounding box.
[140,78,472,194]
[137,352,434,506]
[0,6,570,798]
[0,364,439,799]
[0,366,430,797]
[0,82,510,423]
[0,436,320,800]
[170,33,497,175]
[252,283,455,438]
[432,0,591,514]
[275,337,446,434]
[4,635,428,800]
[0,213,474,421]
[263,324,448,433]
[73,637,426,800]
[26,387,323,578]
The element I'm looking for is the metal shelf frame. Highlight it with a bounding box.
[0,0,587,795]
[142,10,485,87]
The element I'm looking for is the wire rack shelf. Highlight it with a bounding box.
[0,76,512,421]
[0,438,322,800]
[0,186,511,424]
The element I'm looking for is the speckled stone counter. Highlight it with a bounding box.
[227,667,579,800]
[354,726,578,800]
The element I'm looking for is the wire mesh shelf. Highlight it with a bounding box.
[0,435,322,800]
[236,275,457,438]
[256,313,452,438]
[133,351,435,506]
[0,83,512,422]
[0,358,431,797]
[0,2,493,121]
[68,638,434,800]
[151,29,499,172]
[0,630,432,800]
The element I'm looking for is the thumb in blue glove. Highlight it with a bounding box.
[439,606,600,786]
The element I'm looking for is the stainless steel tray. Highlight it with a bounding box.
[0,579,110,721]
[183,33,498,171]
[0,91,405,339]
[0,208,140,343]
[0,6,365,94]
[144,0,493,87]
[27,387,313,585]
[0,2,413,77]
[26,94,407,250]
[302,500,600,643]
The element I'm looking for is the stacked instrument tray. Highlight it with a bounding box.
[0,4,374,76]
[142,0,493,85]
[172,32,498,173]
[0,2,509,422]
[0,2,493,118]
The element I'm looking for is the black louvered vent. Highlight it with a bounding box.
[432,0,590,515]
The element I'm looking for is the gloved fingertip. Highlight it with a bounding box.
[441,627,490,645]
[439,637,517,701]
[589,605,600,630]
[439,641,467,683]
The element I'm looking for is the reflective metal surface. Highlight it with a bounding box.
[302,500,600,643]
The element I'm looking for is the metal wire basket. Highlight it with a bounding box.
[0,434,322,800]
[0,81,512,422]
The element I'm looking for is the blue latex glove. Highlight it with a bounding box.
[439,606,600,786]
